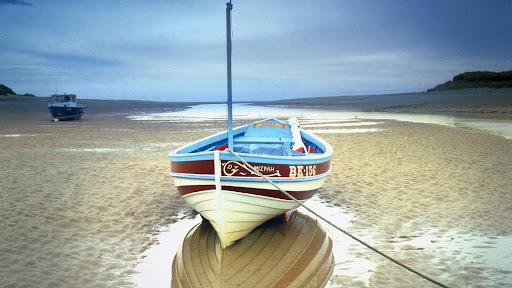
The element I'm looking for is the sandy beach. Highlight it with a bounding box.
[1,91,511,287]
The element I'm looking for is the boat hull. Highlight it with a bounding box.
[171,152,331,248]
[48,106,86,120]
[176,174,327,248]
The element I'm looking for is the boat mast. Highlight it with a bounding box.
[226,1,234,149]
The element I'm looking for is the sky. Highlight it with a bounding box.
[1,0,511,102]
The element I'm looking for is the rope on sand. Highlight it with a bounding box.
[227,148,449,288]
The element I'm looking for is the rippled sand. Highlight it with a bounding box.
[0,105,198,287]
[1,98,511,287]
[320,121,512,287]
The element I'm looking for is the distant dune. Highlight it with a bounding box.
[0,84,36,97]
[428,70,512,91]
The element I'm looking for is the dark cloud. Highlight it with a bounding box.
[0,0,33,6]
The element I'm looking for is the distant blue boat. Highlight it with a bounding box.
[48,94,87,121]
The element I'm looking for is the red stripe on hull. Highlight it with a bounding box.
[177,185,318,201]
[178,185,215,195]
[172,160,330,178]
[171,160,214,174]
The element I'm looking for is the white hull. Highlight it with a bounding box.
[175,168,327,248]
[182,188,309,248]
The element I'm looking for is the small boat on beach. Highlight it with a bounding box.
[171,211,334,288]
[48,93,87,121]
[168,2,332,248]
[169,117,332,248]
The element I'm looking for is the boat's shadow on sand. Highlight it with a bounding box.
[171,211,334,288]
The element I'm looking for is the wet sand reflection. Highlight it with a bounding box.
[171,211,334,288]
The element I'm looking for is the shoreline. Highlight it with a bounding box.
[2,88,511,119]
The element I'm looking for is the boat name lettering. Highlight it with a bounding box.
[223,161,281,177]
[253,166,275,172]
[253,122,285,129]
[289,165,316,177]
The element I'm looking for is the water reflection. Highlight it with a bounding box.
[171,211,334,288]
[128,103,512,139]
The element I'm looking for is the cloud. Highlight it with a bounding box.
[14,49,120,67]
[0,0,32,6]
[2,0,511,101]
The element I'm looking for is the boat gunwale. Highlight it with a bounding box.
[48,103,87,107]
[169,119,333,163]
[170,148,332,163]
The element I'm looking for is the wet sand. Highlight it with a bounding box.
[258,88,512,115]
[319,121,512,287]
[1,93,512,287]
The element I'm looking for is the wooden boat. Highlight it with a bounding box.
[171,211,334,288]
[168,2,332,248]
[169,118,332,248]
[48,93,87,121]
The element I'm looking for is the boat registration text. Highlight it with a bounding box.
[289,165,316,177]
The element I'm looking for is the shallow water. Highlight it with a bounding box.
[133,194,512,287]
[133,197,355,287]
[133,213,202,287]
[128,103,512,139]
[127,104,386,135]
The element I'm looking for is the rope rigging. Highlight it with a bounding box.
[227,148,450,288]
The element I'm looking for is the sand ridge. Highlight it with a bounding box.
[0,112,196,286]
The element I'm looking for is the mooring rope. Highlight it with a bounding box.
[226,149,449,288]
